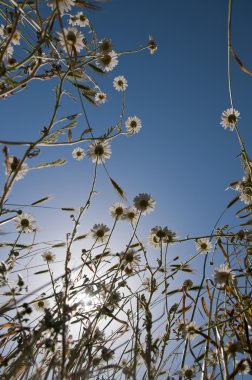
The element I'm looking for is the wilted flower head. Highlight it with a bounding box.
[42,251,56,263]
[149,226,177,247]
[183,279,193,290]
[96,51,118,72]
[125,116,142,135]
[122,207,140,223]
[91,224,110,243]
[87,141,111,164]
[109,203,125,219]
[220,108,240,131]
[48,0,75,13]
[15,213,36,233]
[214,263,234,286]
[195,238,213,253]
[72,147,85,160]
[5,156,29,180]
[113,76,128,91]
[147,35,158,54]
[133,193,156,215]
[95,92,107,104]
[58,27,85,53]
[98,38,113,54]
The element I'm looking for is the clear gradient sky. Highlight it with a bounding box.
[1,0,252,275]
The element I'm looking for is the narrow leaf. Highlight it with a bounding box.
[109,177,126,199]
[33,159,67,169]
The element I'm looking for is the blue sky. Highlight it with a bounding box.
[1,0,252,271]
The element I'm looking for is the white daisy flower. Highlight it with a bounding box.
[5,156,28,180]
[195,238,213,253]
[1,45,14,62]
[96,50,118,72]
[183,321,198,340]
[75,11,89,27]
[48,0,75,13]
[149,226,177,247]
[87,141,111,164]
[58,27,85,53]
[224,340,243,357]
[34,298,50,311]
[125,116,142,135]
[109,203,125,219]
[133,193,156,215]
[122,207,140,223]
[95,92,107,104]
[91,224,110,243]
[120,249,141,274]
[72,147,85,160]
[235,359,251,375]
[147,35,158,55]
[214,263,234,286]
[113,76,128,92]
[11,30,21,45]
[220,108,240,131]
[15,213,36,233]
[69,15,78,26]
[41,251,56,263]
[180,365,196,379]
[98,38,113,54]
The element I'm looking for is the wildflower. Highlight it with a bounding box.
[92,327,105,342]
[195,238,213,253]
[72,147,85,160]
[69,15,78,26]
[147,35,158,54]
[87,141,111,164]
[207,349,219,365]
[91,224,110,243]
[235,359,251,375]
[180,365,196,379]
[149,226,177,247]
[98,38,113,54]
[95,92,107,104]
[75,11,89,27]
[182,321,198,340]
[125,116,142,134]
[42,251,56,263]
[58,27,85,53]
[15,213,35,233]
[113,75,128,91]
[101,347,114,361]
[96,50,118,72]
[109,203,125,219]
[133,193,156,215]
[224,340,243,357]
[122,207,139,222]
[220,108,240,131]
[142,277,157,292]
[11,30,21,45]
[183,279,193,290]
[48,0,75,13]
[103,290,121,309]
[214,263,234,286]
[5,156,29,180]
[120,249,141,273]
[34,298,50,311]
[2,45,14,62]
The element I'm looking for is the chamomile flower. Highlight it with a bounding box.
[41,251,56,263]
[125,116,142,134]
[235,359,251,375]
[95,92,107,104]
[15,213,36,233]
[195,238,213,253]
[5,156,28,180]
[96,51,118,72]
[149,226,177,247]
[182,321,198,340]
[75,12,89,27]
[122,207,140,223]
[34,298,50,311]
[180,366,196,379]
[98,38,113,54]
[69,15,78,26]
[220,108,240,131]
[48,0,75,13]
[119,249,141,274]
[72,147,85,160]
[58,27,85,53]
[133,193,156,215]
[224,340,243,357]
[113,76,128,91]
[109,203,125,219]
[91,224,110,243]
[87,141,111,164]
[214,263,234,286]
